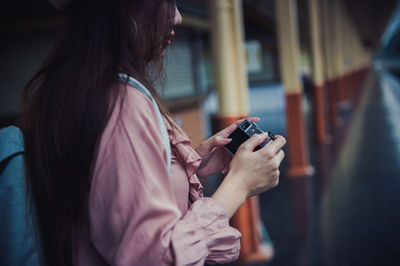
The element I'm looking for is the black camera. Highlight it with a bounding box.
[225,119,275,155]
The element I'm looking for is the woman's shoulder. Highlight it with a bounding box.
[103,82,161,131]
[101,82,163,142]
[117,82,156,114]
[94,82,167,170]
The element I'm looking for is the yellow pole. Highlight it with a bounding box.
[333,0,344,81]
[275,0,302,93]
[321,0,334,82]
[232,0,249,114]
[333,0,349,108]
[308,0,324,86]
[209,0,248,117]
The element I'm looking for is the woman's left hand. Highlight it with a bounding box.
[195,117,260,178]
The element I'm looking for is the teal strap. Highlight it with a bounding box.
[118,73,171,172]
[0,126,41,266]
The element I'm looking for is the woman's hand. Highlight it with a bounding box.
[212,133,286,218]
[227,133,286,198]
[195,117,260,178]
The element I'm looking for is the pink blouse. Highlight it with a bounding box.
[76,84,241,266]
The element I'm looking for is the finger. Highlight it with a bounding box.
[217,117,260,137]
[260,135,286,155]
[270,150,285,169]
[197,135,231,153]
[214,135,232,146]
[271,150,285,170]
[247,117,260,123]
[276,149,285,163]
[239,132,268,152]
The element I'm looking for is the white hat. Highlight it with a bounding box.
[49,0,74,10]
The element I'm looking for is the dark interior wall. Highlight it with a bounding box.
[0,0,57,20]
[344,0,399,49]
[0,1,62,128]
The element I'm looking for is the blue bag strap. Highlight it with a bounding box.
[118,73,171,172]
[0,126,42,265]
[0,126,24,163]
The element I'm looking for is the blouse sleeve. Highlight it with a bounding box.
[89,86,241,266]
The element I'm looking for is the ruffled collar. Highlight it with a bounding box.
[164,118,203,203]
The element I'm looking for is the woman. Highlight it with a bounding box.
[22,0,286,265]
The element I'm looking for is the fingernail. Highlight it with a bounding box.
[223,138,232,143]
[216,136,231,143]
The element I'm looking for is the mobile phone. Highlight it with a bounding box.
[225,119,275,155]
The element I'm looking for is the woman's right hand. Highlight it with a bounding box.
[227,133,286,198]
[212,133,286,218]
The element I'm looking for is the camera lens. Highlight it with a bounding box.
[241,121,251,131]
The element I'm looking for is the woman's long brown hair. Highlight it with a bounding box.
[21,0,176,265]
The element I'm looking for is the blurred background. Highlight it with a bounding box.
[1,0,400,265]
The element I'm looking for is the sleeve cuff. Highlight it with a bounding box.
[171,198,241,265]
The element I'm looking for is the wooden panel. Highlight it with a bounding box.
[172,106,204,147]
